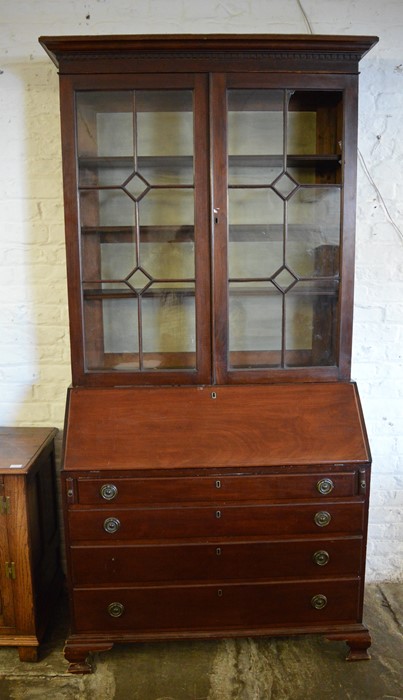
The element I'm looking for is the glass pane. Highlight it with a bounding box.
[228,90,284,155]
[228,189,283,227]
[228,90,284,185]
[136,91,193,156]
[139,188,194,227]
[142,286,196,369]
[139,157,193,186]
[80,190,136,228]
[287,187,340,277]
[140,239,195,280]
[228,159,282,186]
[229,283,282,368]
[79,162,135,188]
[136,91,193,186]
[83,297,139,371]
[77,92,134,158]
[103,298,139,354]
[229,235,283,281]
[285,281,338,367]
[228,189,283,279]
[100,241,137,281]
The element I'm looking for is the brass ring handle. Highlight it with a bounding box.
[311,594,328,610]
[107,602,125,618]
[103,517,121,534]
[100,484,118,501]
[313,550,330,566]
[314,511,331,527]
[316,478,334,495]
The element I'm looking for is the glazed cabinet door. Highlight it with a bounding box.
[212,73,358,384]
[60,73,211,385]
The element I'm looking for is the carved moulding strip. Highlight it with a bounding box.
[58,50,362,64]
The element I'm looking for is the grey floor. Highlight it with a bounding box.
[0,583,402,700]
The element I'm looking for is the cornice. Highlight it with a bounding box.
[39,34,379,71]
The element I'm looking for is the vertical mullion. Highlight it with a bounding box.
[137,291,144,371]
[281,90,289,367]
[193,74,212,382]
[132,90,138,173]
[211,73,229,384]
[132,91,143,370]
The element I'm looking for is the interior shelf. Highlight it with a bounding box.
[78,154,341,169]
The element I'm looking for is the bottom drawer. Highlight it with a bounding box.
[72,579,360,634]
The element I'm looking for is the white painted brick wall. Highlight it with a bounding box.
[1,0,402,582]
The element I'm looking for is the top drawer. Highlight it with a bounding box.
[73,471,358,506]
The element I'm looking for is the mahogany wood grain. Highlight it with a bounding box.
[70,537,363,585]
[39,35,378,77]
[71,578,361,633]
[38,34,376,669]
[74,471,358,505]
[0,427,58,473]
[63,383,370,470]
[0,428,63,660]
[67,501,364,541]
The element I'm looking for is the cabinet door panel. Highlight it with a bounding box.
[64,74,211,385]
[212,77,347,382]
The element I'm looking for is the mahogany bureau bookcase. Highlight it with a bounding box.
[39,34,378,673]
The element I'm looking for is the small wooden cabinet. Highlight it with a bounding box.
[39,34,378,673]
[0,427,62,661]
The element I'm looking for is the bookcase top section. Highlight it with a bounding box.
[63,383,370,471]
[39,34,378,75]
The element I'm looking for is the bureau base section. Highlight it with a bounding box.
[64,622,371,674]
[64,578,370,672]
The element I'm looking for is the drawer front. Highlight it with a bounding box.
[72,578,360,633]
[68,501,365,542]
[75,472,358,505]
[70,537,363,585]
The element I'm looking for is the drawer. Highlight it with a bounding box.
[74,471,358,505]
[68,501,365,541]
[72,578,361,633]
[70,537,363,585]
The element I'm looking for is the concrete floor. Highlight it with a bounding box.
[0,583,402,700]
